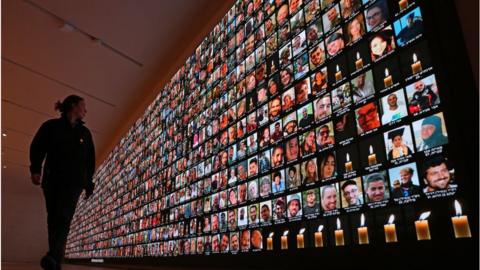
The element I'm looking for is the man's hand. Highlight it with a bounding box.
[31,173,41,186]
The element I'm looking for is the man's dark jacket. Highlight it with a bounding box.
[29,115,95,193]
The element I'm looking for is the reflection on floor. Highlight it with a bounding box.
[1,262,225,270]
[3,262,122,270]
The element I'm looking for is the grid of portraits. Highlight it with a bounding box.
[65,0,457,258]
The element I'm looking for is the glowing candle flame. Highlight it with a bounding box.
[388,214,395,224]
[385,68,390,77]
[336,218,341,230]
[299,228,305,234]
[317,225,324,232]
[369,145,373,154]
[346,153,350,162]
[413,53,418,63]
[454,200,462,216]
[356,52,360,60]
[336,65,340,72]
[283,230,289,236]
[268,232,274,238]
[360,213,365,227]
[419,211,431,221]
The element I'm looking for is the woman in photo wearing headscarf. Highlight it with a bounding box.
[417,115,448,151]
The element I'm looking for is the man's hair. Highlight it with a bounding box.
[54,95,84,116]
[366,173,385,187]
[321,184,336,197]
[400,167,414,175]
[341,180,357,191]
[422,156,449,178]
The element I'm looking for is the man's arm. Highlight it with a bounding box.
[29,121,50,180]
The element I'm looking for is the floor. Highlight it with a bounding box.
[2,262,128,270]
[1,262,216,270]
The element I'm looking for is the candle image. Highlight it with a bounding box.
[384,214,397,243]
[411,53,422,74]
[367,145,377,166]
[345,153,353,172]
[297,228,305,249]
[383,68,393,87]
[415,211,431,241]
[335,218,345,246]
[451,200,472,238]
[355,52,363,70]
[314,225,324,247]
[358,213,369,245]
[399,0,408,10]
[335,64,342,81]
[281,230,289,249]
[267,232,274,250]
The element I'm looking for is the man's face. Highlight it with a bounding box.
[212,216,219,229]
[221,236,229,250]
[213,237,219,250]
[241,233,249,248]
[414,80,425,91]
[231,236,239,250]
[250,207,257,221]
[366,7,383,28]
[239,185,246,199]
[387,94,398,107]
[228,211,235,225]
[342,184,359,205]
[249,162,257,175]
[317,97,331,117]
[288,199,300,216]
[311,47,323,65]
[275,204,284,217]
[322,188,337,210]
[327,7,337,22]
[272,148,283,165]
[399,170,412,184]
[270,99,281,116]
[261,206,270,220]
[357,103,379,131]
[73,100,87,120]
[367,180,386,202]
[425,163,451,190]
[307,192,315,206]
[319,127,329,139]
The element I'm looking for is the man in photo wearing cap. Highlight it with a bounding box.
[396,12,424,45]
[274,197,286,220]
[287,193,302,217]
